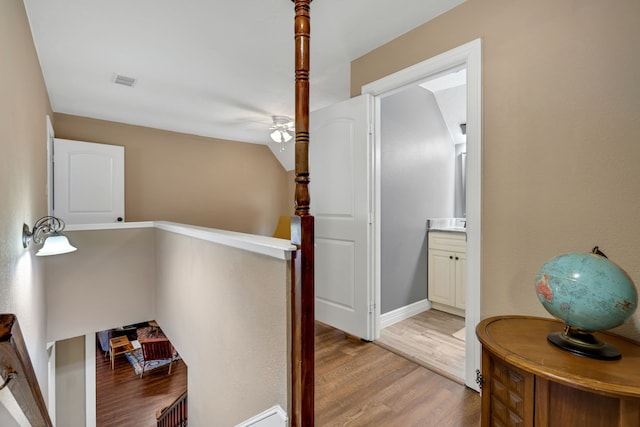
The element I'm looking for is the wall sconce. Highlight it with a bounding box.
[22,216,76,256]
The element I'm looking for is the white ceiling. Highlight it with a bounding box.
[420,68,467,146]
[23,0,465,146]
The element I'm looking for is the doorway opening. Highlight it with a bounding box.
[363,38,482,391]
[375,65,467,382]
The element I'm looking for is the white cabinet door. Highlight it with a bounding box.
[428,249,456,306]
[310,94,374,340]
[53,138,125,224]
[455,252,467,309]
[428,232,466,316]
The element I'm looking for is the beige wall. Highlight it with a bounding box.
[352,0,640,339]
[44,228,157,343]
[0,0,53,408]
[53,114,292,236]
[286,170,296,213]
[55,336,86,427]
[45,224,291,425]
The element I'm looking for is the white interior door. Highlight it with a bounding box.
[53,138,125,224]
[310,94,374,340]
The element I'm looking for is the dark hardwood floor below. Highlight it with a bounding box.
[316,322,480,426]
[95,343,187,427]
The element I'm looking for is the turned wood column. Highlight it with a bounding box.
[293,0,311,218]
[291,1,314,426]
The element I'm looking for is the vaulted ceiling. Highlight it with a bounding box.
[23,0,465,147]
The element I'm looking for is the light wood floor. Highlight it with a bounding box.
[95,342,187,427]
[375,309,466,383]
[316,321,481,426]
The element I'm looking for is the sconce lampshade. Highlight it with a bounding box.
[22,216,77,256]
[36,233,77,256]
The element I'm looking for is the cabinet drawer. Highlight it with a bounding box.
[428,231,467,252]
[482,350,534,427]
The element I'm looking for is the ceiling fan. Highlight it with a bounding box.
[269,116,295,151]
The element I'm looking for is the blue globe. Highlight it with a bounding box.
[535,252,638,332]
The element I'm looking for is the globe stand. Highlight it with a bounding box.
[548,325,621,360]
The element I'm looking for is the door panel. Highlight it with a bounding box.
[315,238,355,310]
[310,94,373,340]
[312,119,354,216]
[429,249,455,305]
[53,138,125,224]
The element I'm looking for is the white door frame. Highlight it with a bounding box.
[362,38,482,391]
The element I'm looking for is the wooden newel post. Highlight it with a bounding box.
[291,1,314,426]
[293,0,311,217]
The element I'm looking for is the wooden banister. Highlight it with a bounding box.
[0,314,53,427]
[156,390,187,427]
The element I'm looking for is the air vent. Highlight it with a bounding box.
[114,74,136,87]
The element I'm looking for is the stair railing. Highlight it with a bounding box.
[156,390,187,427]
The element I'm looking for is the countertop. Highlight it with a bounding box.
[426,218,466,234]
[428,227,466,234]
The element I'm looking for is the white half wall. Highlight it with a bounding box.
[154,229,291,426]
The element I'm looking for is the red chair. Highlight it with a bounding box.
[139,338,175,378]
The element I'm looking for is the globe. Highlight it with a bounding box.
[534,248,638,360]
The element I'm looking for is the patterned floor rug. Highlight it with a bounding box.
[124,348,174,376]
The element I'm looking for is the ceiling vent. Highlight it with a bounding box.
[113,74,136,87]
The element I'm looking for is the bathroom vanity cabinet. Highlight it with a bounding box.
[427,231,466,317]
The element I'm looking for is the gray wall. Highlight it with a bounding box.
[381,86,455,314]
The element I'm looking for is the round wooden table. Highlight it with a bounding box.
[476,316,640,427]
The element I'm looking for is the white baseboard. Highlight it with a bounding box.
[380,299,431,329]
[235,405,288,427]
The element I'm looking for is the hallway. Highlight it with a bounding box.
[316,321,480,426]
